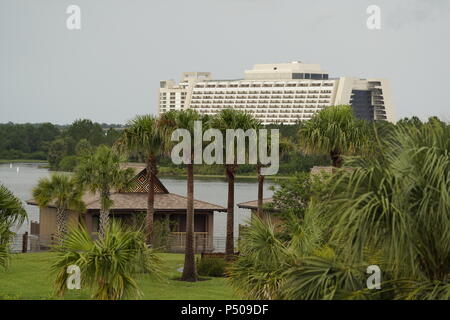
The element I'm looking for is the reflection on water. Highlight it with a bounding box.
[0,163,276,237]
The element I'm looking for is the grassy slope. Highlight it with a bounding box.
[0,252,236,300]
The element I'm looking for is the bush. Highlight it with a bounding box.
[152,218,176,251]
[58,155,78,172]
[197,257,228,277]
[25,151,47,160]
[0,149,24,160]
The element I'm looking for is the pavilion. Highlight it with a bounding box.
[27,165,226,252]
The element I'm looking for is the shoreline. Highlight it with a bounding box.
[158,173,294,180]
[0,159,48,164]
[0,160,294,180]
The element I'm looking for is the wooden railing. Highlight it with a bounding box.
[168,232,213,253]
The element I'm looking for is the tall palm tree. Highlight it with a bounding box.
[210,109,260,259]
[0,184,27,268]
[298,105,372,168]
[256,136,294,217]
[32,174,84,243]
[75,145,133,238]
[160,109,206,282]
[116,115,170,244]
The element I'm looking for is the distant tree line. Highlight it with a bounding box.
[0,119,122,170]
[7,116,431,175]
[0,122,59,160]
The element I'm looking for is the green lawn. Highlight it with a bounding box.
[0,252,237,300]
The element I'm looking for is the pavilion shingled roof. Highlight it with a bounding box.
[237,198,274,210]
[27,166,226,213]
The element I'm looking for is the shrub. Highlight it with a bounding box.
[25,151,47,160]
[52,222,163,300]
[152,218,176,251]
[58,155,78,172]
[197,257,228,277]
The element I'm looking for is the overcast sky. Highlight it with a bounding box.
[1,0,449,124]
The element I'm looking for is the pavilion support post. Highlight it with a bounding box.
[22,232,28,253]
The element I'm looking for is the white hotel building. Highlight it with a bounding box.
[157,62,395,124]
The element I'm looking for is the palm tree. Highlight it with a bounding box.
[32,174,84,243]
[116,115,170,244]
[298,105,372,168]
[321,118,450,299]
[229,184,377,300]
[210,109,260,259]
[160,109,205,282]
[256,136,294,217]
[230,117,450,300]
[0,184,27,268]
[51,221,163,300]
[227,215,289,299]
[75,145,133,238]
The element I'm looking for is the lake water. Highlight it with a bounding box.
[0,163,276,238]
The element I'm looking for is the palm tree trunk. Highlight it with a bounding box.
[55,207,67,244]
[257,164,264,218]
[181,152,197,281]
[99,208,109,239]
[330,149,343,168]
[225,164,236,260]
[146,157,156,245]
[99,191,110,239]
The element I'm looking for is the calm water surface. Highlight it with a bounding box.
[0,163,276,237]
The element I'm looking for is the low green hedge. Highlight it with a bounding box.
[197,257,228,277]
